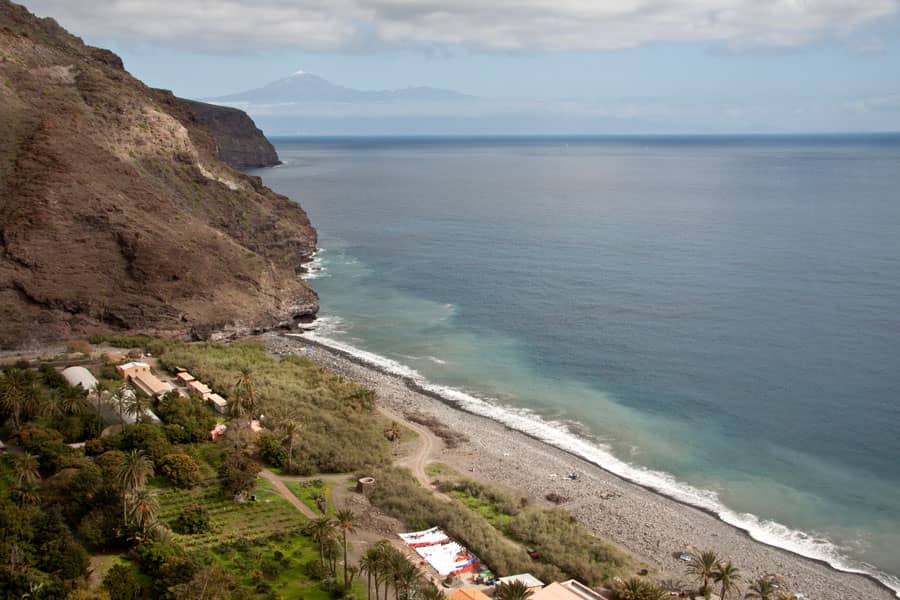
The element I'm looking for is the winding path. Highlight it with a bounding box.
[259,467,318,519]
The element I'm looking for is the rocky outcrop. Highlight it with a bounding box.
[179,99,281,169]
[0,0,317,348]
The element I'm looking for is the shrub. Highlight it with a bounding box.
[173,504,211,534]
[119,424,171,462]
[17,426,75,476]
[102,564,143,600]
[158,453,202,488]
[67,339,94,355]
[302,559,331,580]
[218,449,261,498]
[257,431,288,468]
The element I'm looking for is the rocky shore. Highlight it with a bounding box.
[265,333,896,600]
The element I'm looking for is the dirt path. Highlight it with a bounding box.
[380,406,440,488]
[259,467,319,519]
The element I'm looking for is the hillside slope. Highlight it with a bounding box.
[0,0,317,348]
[180,98,281,168]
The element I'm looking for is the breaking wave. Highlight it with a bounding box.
[289,330,900,597]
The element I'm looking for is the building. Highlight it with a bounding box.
[206,392,228,414]
[497,574,545,593]
[531,580,607,600]
[450,590,491,600]
[187,380,211,397]
[130,371,174,399]
[61,366,98,391]
[176,371,196,384]
[117,361,150,379]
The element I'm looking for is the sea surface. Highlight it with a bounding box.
[250,135,900,594]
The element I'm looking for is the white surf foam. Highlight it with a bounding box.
[291,331,900,597]
[302,248,328,280]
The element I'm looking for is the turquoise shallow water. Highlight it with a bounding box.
[250,136,900,593]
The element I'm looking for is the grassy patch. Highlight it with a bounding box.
[424,462,452,478]
[285,479,334,516]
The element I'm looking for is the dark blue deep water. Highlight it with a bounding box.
[251,135,900,591]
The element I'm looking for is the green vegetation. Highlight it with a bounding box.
[157,479,306,552]
[160,342,394,473]
[286,478,334,515]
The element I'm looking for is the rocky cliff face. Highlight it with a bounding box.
[180,99,281,169]
[0,0,318,348]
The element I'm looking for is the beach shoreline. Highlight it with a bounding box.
[265,332,897,600]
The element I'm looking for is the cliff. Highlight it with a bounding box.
[0,0,318,348]
[179,98,281,169]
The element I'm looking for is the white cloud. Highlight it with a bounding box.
[22,0,898,52]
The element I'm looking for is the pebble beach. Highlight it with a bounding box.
[265,333,896,600]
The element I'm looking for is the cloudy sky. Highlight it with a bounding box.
[22,0,900,133]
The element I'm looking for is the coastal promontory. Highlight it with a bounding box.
[0,0,317,348]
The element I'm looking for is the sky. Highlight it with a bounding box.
[21,0,900,134]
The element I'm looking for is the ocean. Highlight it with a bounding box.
[250,135,900,594]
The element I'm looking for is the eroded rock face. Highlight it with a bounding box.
[0,0,318,348]
[180,99,281,169]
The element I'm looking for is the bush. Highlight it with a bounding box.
[102,564,143,600]
[302,559,331,580]
[17,426,75,476]
[218,449,261,498]
[119,424,172,462]
[155,391,215,436]
[257,431,288,468]
[172,504,211,534]
[67,339,94,355]
[158,453,202,488]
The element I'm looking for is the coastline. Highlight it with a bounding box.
[265,332,897,600]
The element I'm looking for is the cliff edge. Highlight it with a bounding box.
[179,98,281,169]
[0,0,317,348]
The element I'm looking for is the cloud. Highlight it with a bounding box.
[22,0,898,52]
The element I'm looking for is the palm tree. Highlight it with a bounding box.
[496,580,534,600]
[11,481,40,506]
[233,368,256,422]
[309,516,336,566]
[745,577,777,600]
[334,507,357,585]
[686,550,719,596]
[392,561,421,600]
[0,368,40,431]
[57,386,88,417]
[125,390,150,424]
[714,561,742,600]
[416,582,445,600]
[127,488,160,536]
[615,578,647,600]
[111,382,133,427]
[116,449,154,524]
[13,452,41,486]
[281,419,301,473]
[360,549,379,600]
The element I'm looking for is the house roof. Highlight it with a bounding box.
[532,581,606,600]
[498,574,544,589]
[450,589,491,600]
[61,366,98,390]
[118,361,150,370]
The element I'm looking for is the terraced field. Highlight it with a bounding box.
[158,478,307,552]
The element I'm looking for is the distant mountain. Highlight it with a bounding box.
[212,71,473,105]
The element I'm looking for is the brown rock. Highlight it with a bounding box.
[0,0,317,348]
